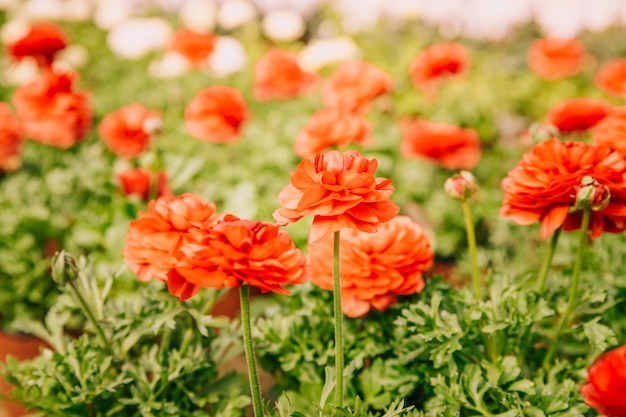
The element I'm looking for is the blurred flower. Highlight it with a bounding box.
[217,0,257,30]
[16,0,64,20]
[501,138,626,240]
[55,44,89,70]
[117,168,172,201]
[545,97,611,134]
[309,215,433,317]
[12,69,91,149]
[409,42,470,101]
[148,52,190,79]
[107,18,172,60]
[294,108,372,159]
[444,171,478,200]
[179,0,216,31]
[93,0,133,30]
[207,36,247,77]
[323,60,393,113]
[298,36,361,72]
[168,219,308,301]
[98,103,162,159]
[273,150,399,244]
[253,49,319,101]
[0,58,39,86]
[184,85,249,143]
[0,102,23,172]
[595,58,626,98]
[593,106,626,158]
[399,118,482,170]
[580,345,626,417]
[261,9,306,43]
[123,193,221,282]
[527,37,585,80]
[166,28,216,68]
[252,0,323,18]
[59,0,93,22]
[5,22,68,68]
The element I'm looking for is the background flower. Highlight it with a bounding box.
[580,345,626,417]
[593,106,626,157]
[273,150,399,244]
[184,85,248,143]
[0,102,23,172]
[253,48,319,101]
[12,69,91,149]
[501,138,626,240]
[545,97,611,134]
[595,58,626,98]
[309,215,434,317]
[399,118,482,170]
[5,22,68,67]
[117,168,172,201]
[166,28,217,68]
[527,37,585,80]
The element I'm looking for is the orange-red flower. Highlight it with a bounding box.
[501,138,626,240]
[98,103,162,159]
[166,29,216,68]
[580,345,626,417]
[309,215,433,317]
[399,118,482,170]
[123,193,221,283]
[6,22,68,67]
[167,219,308,301]
[0,102,24,172]
[527,37,585,80]
[322,60,392,113]
[294,108,372,159]
[545,98,611,134]
[273,150,399,244]
[253,49,319,101]
[12,69,91,149]
[117,168,172,201]
[184,86,248,144]
[594,106,626,157]
[596,58,626,98]
[409,42,470,101]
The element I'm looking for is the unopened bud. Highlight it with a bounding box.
[142,116,163,135]
[571,176,610,212]
[51,250,79,285]
[526,123,560,144]
[444,171,478,201]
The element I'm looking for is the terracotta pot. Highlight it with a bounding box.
[0,332,48,417]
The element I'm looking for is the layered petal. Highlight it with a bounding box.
[98,103,161,158]
[580,345,626,417]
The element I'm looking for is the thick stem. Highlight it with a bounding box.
[239,285,264,416]
[68,279,112,353]
[542,208,591,369]
[333,230,344,410]
[461,200,481,300]
[535,227,562,292]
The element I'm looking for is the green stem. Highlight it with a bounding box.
[68,279,112,353]
[461,200,481,300]
[333,230,344,410]
[240,285,264,416]
[542,208,591,369]
[536,227,562,292]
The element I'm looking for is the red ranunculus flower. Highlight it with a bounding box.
[6,22,68,67]
[12,69,91,149]
[273,150,399,244]
[322,60,392,113]
[546,98,611,134]
[123,193,222,283]
[184,86,248,144]
[580,345,626,417]
[399,118,482,170]
[309,215,433,317]
[166,29,216,68]
[527,37,585,80]
[596,58,626,98]
[501,138,626,240]
[98,103,162,159]
[294,108,372,159]
[117,168,172,201]
[594,106,626,157]
[167,219,308,301]
[0,102,24,172]
[253,49,320,101]
[409,42,470,101]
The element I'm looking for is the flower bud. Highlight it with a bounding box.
[51,250,79,285]
[142,115,163,135]
[571,176,611,212]
[522,123,559,145]
[444,171,477,200]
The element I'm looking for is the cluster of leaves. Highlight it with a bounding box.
[1,255,249,417]
[255,265,621,416]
